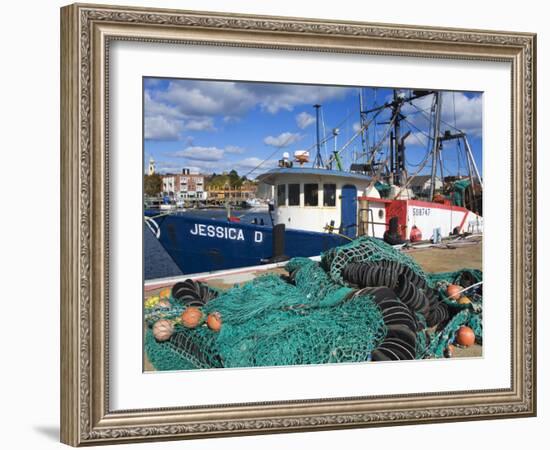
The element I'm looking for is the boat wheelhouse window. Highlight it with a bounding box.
[277,184,286,206]
[323,183,336,207]
[304,183,319,206]
[288,183,300,206]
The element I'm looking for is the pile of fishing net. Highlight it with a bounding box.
[145,237,483,371]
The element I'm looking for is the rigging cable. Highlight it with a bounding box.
[326,107,386,167]
[402,111,433,140]
[452,92,463,177]
[391,144,434,199]
[403,123,431,167]
[320,107,329,163]
[410,100,465,134]
[243,104,359,178]
[242,132,304,179]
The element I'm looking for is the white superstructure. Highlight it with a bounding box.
[257,167,378,235]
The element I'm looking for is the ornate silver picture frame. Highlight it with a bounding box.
[60,3,536,446]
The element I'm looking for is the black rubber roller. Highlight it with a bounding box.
[353,286,396,303]
[171,279,218,307]
[394,274,431,317]
[342,262,401,289]
[385,323,417,350]
[357,288,418,332]
[372,338,415,361]
[426,302,450,327]
[380,304,417,330]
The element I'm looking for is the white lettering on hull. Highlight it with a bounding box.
[190,223,248,241]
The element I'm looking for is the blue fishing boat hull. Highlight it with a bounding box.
[145,211,348,275]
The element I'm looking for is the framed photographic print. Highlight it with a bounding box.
[60,3,536,446]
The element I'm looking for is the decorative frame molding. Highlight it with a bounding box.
[60,3,536,446]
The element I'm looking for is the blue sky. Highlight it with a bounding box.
[144,78,482,180]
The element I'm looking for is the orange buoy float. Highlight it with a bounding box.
[159,287,171,300]
[446,284,463,301]
[409,225,422,243]
[152,319,174,342]
[181,306,205,328]
[206,312,222,332]
[456,326,476,347]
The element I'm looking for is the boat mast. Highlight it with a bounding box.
[429,92,442,201]
[462,135,483,213]
[359,89,367,158]
[313,104,324,168]
[393,91,402,184]
[332,127,342,170]
[384,90,410,186]
[462,136,483,190]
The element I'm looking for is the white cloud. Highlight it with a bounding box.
[235,157,270,169]
[144,81,353,152]
[296,112,316,129]
[401,91,482,138]
[144,78,163,88]
[144,91,192,141]
[164,144,247,168]
[149,80,352,118]
[235,158,279,177]
[225,145,246,154]
[441,92,482,137]
[407,131,430,148]
[352,122,362,133]
[171,146,224,161]
[252,84,350,114]
[155,157,278,177]
[223,116,241,123]
[156,80,257,117]
[264,132,302,148]
[144,115,183,141]
[183,117,216,131]
[185,166,202,174]
[144,91,183,119]
[154,160,185,174]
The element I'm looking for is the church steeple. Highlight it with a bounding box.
[148,157,155,175]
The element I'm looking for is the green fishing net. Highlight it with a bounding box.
[419,309,483,359]
[322,236,427,285]
[205,277,386,368]
[428,268,482,286]
[145,237,483,371]
[146,260,386,370]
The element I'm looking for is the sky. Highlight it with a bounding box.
[143,78,483,180]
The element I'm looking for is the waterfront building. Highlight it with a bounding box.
[161,169,207,201]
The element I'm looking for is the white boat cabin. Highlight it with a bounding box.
[257,167,483,241]
[257,167,384,237]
